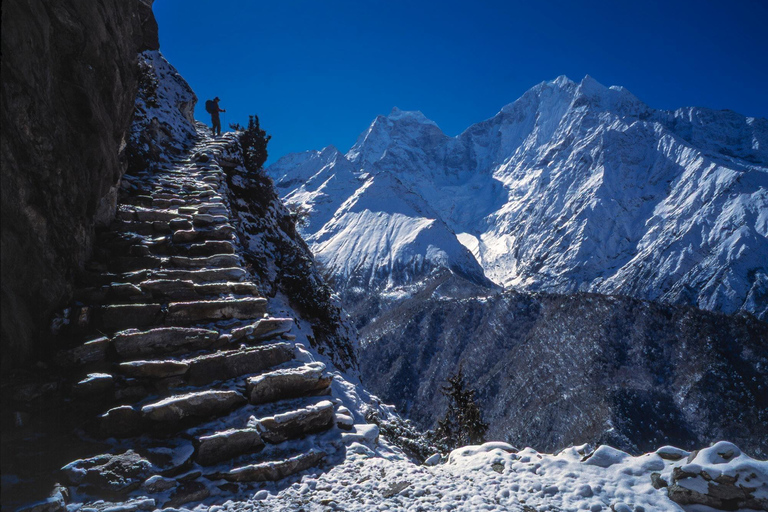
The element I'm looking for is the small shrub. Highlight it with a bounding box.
[231,115,271,173]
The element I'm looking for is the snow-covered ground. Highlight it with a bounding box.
[200,440,768,512]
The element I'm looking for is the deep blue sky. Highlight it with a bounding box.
[154,0,768,165]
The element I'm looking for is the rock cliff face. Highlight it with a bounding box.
[1,0,159,372]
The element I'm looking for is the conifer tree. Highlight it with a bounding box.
[432,367,488,450]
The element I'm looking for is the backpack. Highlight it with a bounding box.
[205,99,216,114]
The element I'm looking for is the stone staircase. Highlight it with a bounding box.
[42,133,365,508]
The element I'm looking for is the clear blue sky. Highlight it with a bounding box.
[154,0,768,165]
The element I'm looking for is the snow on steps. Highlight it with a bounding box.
[42,134,361,508]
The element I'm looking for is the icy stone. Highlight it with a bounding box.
[212,450,326,482]
[196,428,264,466]
[246,362,331,404]
[141,390,246,424]
[258,400,335,443]
[112,327,219,358]
[165,297,267,325]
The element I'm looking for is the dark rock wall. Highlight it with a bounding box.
[359,272,768,457]
[1,0,159,372]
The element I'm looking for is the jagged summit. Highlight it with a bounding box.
[268,76,768,320]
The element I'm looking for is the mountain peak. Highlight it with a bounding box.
[388,107,438,127]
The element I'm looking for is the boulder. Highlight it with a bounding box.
[246,362,332,404]
[61,450,154,495]
[666,441,768,511]
[195,428,264,466]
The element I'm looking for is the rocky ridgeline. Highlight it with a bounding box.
[9,133,373,511]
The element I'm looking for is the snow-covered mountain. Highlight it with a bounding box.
[268,75,768,319]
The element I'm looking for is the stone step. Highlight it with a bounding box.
[138,279,198,301]
[141,390,246,428]
[107,267,247,285]
[192,214,228,227]
[113,327,220,359]
[117,359,189,379]
[256,400,335,443]
[117,208,191,223]
[95,304,164,331]
[187,241,235,257]
[166,254,239,269]
[230,317,294,343]
[209,450,326,483]
[165,297,267,325]
[111,219,162,235]
[195,428,264,466]
[152,197,185,208]
[186,342,295,386]
[246,362,332,405]
[108,256,163,273]
[172,225,235,244]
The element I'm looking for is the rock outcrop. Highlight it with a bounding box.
[1,0,160,372]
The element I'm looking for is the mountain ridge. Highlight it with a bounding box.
[268,75,768,319]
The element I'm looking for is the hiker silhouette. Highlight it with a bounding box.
[205,97,226,136]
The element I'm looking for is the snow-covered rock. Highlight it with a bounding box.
[268,75,768,319]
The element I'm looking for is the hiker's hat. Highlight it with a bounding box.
[214,96,220,101]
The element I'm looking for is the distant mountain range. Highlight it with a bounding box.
[268,75,768,320]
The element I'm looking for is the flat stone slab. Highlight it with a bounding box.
[168,254,239,269]
[172,225,234,243]
[72,373,114,397]
[213,450,326,483]
[257,400,335,443]
[141,390,246,425]
[246,362,332,405]
[231,318,294,342]
[165,298,267,325]
[113,327,219,358]
[196,428,264,466]
[186,343,294,386]
[187,240,235,256]
[57,336,109,367]
[117,360,189,379]
[139,279,198,300]
[145,267,247,284]
[96,304,163,331]
[194,282,260,297]
[99,405,143,437]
